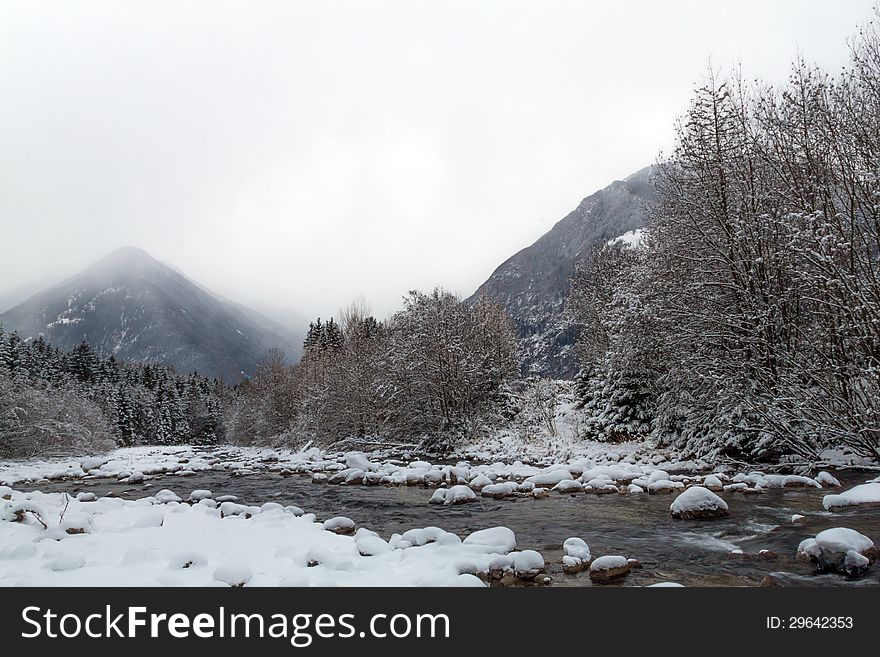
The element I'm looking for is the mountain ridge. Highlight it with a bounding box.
[0,246,304,382]
[469,166,654,378]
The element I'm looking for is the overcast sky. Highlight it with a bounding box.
[0,1,873,321]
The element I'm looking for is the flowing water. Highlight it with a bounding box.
[17,469,880,587]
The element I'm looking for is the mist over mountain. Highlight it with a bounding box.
[0,247,304,382]
[470,167,654,378]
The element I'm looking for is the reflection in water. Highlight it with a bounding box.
[17,469,880,587]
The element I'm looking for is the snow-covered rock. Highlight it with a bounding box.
[816,471,841,487]
[562,537,591,574]
[702,475,723,491]
[797,527,876,577]
[513,550,545,579]
[525,469,574,487]
[589,555,630,583]
[823,482,880,512]
[552,479,583,493]
[430,485,477,505]
[670,487,729,520]
[323,516,355,535]
[481,482,517,499]
[462,527,516,554]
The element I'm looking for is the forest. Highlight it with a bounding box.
[571,19,880,462]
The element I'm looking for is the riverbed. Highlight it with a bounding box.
[15,468,880,586]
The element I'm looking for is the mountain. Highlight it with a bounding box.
[470,166,654,378]
[0,247,304,382]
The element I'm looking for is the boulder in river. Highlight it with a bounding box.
[797,527,876,578]
[670,486,729,520]
[589,555,631,583]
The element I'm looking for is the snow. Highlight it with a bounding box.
[607,228,646,249]
[512,550,544,578]
[462,527,516,554]
[563,537,591,561]
[702,475,723,490]
[0,488,540,586]
[797,527,875,576]
[213,563,253,587]
[322,516,355,535]
[800,527,874,556]
[552,479,583,493]
[670,486,728,518]
[590,555,628,571]
[525,469,574,486]
[430,485,476,505]
[822,482,880,511]
[816,471,841,487]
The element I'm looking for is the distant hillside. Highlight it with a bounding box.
[0,247,304,382]
[470,167,654,378]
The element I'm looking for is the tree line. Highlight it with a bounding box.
[227,288,518,451]
[0,327,224,458]
[571,15,880,463]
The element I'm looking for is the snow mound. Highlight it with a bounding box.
[462,527,516,554]
[525,469,573,486]
[430,485,476,505]
[797,527,875,577]
[213,563,253,587]
[513,550,544,579]
[670,486,729,519]
[552,479,583,493]
[589,555,631,582]
[823,482,880,511]
[323,516,355,535]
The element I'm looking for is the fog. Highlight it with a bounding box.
[0,0,871,321]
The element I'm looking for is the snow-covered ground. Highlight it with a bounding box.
[0,486,535,587]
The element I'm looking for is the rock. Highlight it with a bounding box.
[0,486,12,500]
[562,555,588,574]
[552,479,583,494]
[467,475,493,490]
[797,527,876,577]
[513,550,545,579]
[323,516,356,535]
[702,474,724,491]
[823,482,880,512]
[524,469,574,487]
[481,482,518,499]
[563,537,591,562]
[670,486,729,520]
[815,471,841,487]
[589,555,631,583]
[188,489,213,501]
[311,473,329,484]
[782,475,820,488]
[430,485,477,505]
[760,575,780,587]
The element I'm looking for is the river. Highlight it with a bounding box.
[16,469,880,586]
